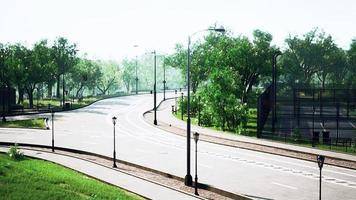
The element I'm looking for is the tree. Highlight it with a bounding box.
[68,59,101,99]
[96,60,119,95]
[121,58,135,93]
[282,30,321,88]
[51,37,78,100]
[24,40,53,108]
[346,39,356,88]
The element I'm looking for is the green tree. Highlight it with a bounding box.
[51,37,78,99]
[68,58,101,99]
[121,58,135,93]
[347,39,356,88]
[96,60,119,95]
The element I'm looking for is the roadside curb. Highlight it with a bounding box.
[143,98,356,170]
[0,142,250,200]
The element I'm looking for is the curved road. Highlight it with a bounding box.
[1,93,356,200]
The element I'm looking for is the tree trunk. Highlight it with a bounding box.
[27,88,34,109]
[56,75,60,98]
[47,83,53,98]
[17,87,24,104]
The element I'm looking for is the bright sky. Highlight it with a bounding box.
[1,0,355,61]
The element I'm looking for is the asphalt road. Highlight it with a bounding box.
[1,92,356,200]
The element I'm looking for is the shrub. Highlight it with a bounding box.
[7,144,24,160]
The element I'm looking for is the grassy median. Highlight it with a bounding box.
[0,119,46,129]
[0,153,144,200]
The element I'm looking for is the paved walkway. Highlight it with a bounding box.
[156,99,356,163]
[0,147,200,200]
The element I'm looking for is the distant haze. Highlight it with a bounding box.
[1,0,355,61]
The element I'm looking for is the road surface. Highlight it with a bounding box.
[1,93,355,200]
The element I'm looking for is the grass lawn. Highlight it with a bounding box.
[173,108,257,137]
[0,119,46,129]
[23,97,101,110]
[0,153,144,200]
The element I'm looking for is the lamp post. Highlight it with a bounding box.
[134,45,139,94]
[163,56,166,101]
[271,51,281,134]
[193,132,200,196]
[181,92,184,120]
[185,27,225,186]
[152,51,157,125]
[112,116,117,168]
[175,90,177,113]
[62,63,65,110]
[1,48,7,122]
[51,109,55,152]
[317,155,325,200]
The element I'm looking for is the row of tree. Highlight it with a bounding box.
[0,38,121,108]
[167,28,356,132]
[0,37,184,109]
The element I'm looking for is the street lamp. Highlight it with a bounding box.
[163,56,166,101]
[175,90,177,113]
[317,155,325,200]
[272,50,282,134]
[185,27,225,186]
[193,132,200,196]
[152,51,158,125]
[112,116,117,168]
[181,92,184,120]
[51,109,55,152]
[134,45,139,94]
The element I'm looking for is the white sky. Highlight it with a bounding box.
[0,0,355,61]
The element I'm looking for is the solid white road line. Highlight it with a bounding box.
[272,182,298,190]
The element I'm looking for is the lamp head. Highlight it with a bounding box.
[208,27,226,34]
[194,132,200,143]
[112,116,117,125]
[317,155,325,169]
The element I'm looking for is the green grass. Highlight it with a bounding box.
[0,153,144,200]
[0,119,46,129]
[23,97,101,110]
[173,108,257,136]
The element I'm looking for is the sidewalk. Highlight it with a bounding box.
[150,98,356,169]
[0,147,200,200]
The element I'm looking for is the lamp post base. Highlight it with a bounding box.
[184,174,193,186]
[154,119,157,125]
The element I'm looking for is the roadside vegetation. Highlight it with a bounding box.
[0,149,144,200]
[0,118,46,129]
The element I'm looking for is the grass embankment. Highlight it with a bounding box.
[0,153,144,200]
[173,108,257,136]
[0,119,46,129]
[23,96,101,110]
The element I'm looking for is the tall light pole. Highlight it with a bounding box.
[317,155,325,200]
[134,45,139,94]
[163,56,166,101]
[185,27,225,186]
[112,116,117,168]
[51,109,55,152]
[153,51,157,125]
[271,51,281,134]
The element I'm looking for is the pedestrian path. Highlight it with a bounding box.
[0,147,200,200]
[156,99,356,163]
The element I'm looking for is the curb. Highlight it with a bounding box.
[143,98,356,170]
[0,142,250,200]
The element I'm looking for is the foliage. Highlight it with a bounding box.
[0,118,46,129]
[7,144,24,160]
[291,128,302,143]
[0,153,143,200]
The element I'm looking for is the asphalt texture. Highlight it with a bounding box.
[1,92,356,200]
